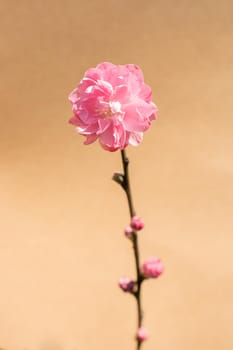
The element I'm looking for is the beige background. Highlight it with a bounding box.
[0,0,233,349]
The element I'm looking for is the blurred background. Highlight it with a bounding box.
[0,0,233,349]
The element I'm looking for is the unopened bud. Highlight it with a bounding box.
[142,257,164,278]
[112,172,124,186]
[124,225,133,237]
[118,277,135,292]
[137,327,149,341]
[130,216,144,231]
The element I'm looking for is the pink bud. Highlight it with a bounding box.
[142,257,164,278]
[124,225,133,237]
[118,277,135,292]
[137,327,149,341]
[130,216,144,231]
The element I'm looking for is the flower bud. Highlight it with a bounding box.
[112,172,124,186]
[118,277,135,292]
[124,225,133,237]
[130,216,144,231]
[137,327,149,341]
[142,257,164,278]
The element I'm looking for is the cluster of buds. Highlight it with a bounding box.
[124,215,145,238]
[119,215,164,342]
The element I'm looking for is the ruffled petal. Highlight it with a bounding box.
[96,62,115,71]
[97,118,111,135]
[126,64,144,83]
[68,88,79,104]
[128,132,143,146]
[123,99,155,132]
[139,84,152,102]
[77,122,99,135]
[99,122,126,151]
[112,85,130,104]
[84,134,99,145]
[69,116,79,126]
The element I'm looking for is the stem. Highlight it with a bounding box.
[120,149,143,350]
[120,150,135,218]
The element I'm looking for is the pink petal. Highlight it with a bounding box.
[68,88,79,103]
[77,123,99,135]
[69,116,79,126]
[139,84,153,102]
[84,68,102,81]
[78,77,97,94]
[126,64,144,83]
[112,85,130,104]
[97,119,111,134]
[96,62,115,71]
[84,134,98,145]
[128,132,143,146]
[123,100,155,132]
[99,122,126,151]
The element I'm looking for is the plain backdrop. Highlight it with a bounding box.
[0,1,233,349]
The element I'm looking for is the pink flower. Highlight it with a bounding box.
[130,216,144,231]
[69,62,157,151]
[118,277,135,292]
[137,327,149,341]
[142,257,164,278]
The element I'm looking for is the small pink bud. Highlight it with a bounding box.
[142,257,164,278]
[137,327,149,341]
[124,225,133,237]
[130,216,144,231]
[118,277,135,292]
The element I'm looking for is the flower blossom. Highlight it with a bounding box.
[69,62,157,151]
[142,257,164,278]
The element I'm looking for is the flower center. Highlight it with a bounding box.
[101,101,123,119]
[109,101,122,114]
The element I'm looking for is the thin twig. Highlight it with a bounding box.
[120,149,143,350]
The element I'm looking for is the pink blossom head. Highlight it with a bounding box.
[137,327,149,341]
[118,277,135,292]
[142,257,164,278]
[69,62,158,151]
[130,216,144,231]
